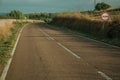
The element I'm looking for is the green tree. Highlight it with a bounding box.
[95,2,111,10]
[9,10,25,19]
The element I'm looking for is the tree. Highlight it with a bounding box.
[8,10,25,19]
[95,2,111,10]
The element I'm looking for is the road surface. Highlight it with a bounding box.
[5,23,120,80]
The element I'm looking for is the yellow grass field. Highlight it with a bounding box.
[0,19,16,40]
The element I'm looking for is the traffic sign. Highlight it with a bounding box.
[101,12,110,21]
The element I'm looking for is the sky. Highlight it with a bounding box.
[0,0,120,13]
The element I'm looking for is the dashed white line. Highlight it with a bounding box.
[98,71,112,80]
[57,42,113,80]
[40,26,113,80]
[57,42,81,59]
[46,37,51,40]
[39,29,55,40]
[48,36,55,40]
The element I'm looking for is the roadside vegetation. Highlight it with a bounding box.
[25,13,57,22]
[0,21,25,75]
[8,10,26,19]
[0,10,26,76]
[95,2,111,11]
[0,10,56,22]
[50,9,120,46]
[0,10,26,19]
[0,20,15,40]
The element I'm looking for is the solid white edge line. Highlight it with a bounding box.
[0,24,27,80]
[47,24,120,49]
[57,42,80,59]
[78,35,120,49]
[98,71,112,80]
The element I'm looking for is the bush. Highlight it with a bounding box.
[107,21,120,39]
[8,10,25,19]
[95,2,111,10]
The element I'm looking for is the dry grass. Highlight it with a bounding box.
[0,19,44,40]
[58,12,95,20]
[51,12,120,46]
[111,15,120,23]
[0,19,15,40]
[51,12,120,39]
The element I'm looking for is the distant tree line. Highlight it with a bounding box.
[26,13,56,19]
[8,10,26,19]
[6,10,58,22]
[26,13,57,22]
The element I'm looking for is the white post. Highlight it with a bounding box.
[94,0,96,8]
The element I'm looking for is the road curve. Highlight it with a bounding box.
[5,23,120,80]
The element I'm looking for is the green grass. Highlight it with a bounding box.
[0,22,25,65]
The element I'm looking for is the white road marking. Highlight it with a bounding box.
[41,25,114,80]
[57,42,113,80]
[0,24,27,80]
[57,42,81,59]
[48,37,55,40]
[78,35,120,49]
[39,29,55,40]
[46,37,51,40]
[46,24,120,48]
[98,71,112,80]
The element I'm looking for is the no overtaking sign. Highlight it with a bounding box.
[101,12,110,21]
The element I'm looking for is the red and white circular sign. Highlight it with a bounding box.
[101,12,110,21]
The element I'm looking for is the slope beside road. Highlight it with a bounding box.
[3,23,120,80]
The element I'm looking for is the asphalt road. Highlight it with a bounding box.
[5,23,120,80]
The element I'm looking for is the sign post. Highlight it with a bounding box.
[101,12,110,29]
